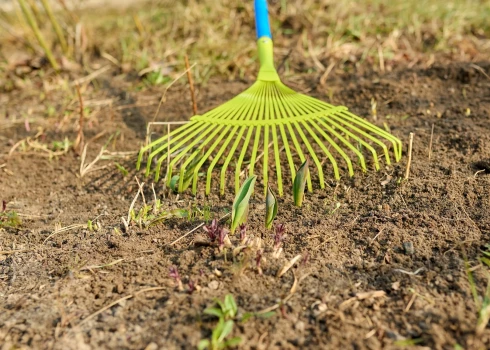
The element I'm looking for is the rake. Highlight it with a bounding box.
[137,0,402,196]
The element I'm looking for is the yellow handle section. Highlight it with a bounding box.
[257,37,280,82]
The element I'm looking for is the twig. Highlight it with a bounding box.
[184,55,198,115]
[319,62,335,86]
[168,212,230,246]
[80,259,124,271]
[152,63,197,122]
[469,64,490,80]
[77,287,165,326]
[43,224,86,244]
[393,267,425,276]
[404,132,414,180]
[378,45,385,73]
[74,84,85,154]
[428,124,434,161]
[0,248,37,255]
[70,65,111,87]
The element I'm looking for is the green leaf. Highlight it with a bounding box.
[265,186,278,229]
[293,159,309,207]
[217,320,234,343]
[114,162,129,177]
[224,294,238,317]
[481,257,490,268]
[256,311,276,319]
[204,307,224,319]
[225,337,242,347]
[240,312,253,323]
[169,175,180,193]
[231,175,256,233]
[197,339,210,350]
[211,318,225,342]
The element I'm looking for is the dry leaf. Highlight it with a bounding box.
[276,254,302,278]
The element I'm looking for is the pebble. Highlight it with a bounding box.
[208,280,219,290]
[295,321,305,332]
[446,274,454,282]
[144,343,158,350]
[403,242,414,255]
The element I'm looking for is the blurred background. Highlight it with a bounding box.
[1,0,489,91]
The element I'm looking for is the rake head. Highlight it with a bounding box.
[137,37,402,197]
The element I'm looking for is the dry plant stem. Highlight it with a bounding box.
[56,0,78,22]
[184,55,198,115]
[70,65,110,87]
[428,123,434,161]
[43,224,86,244]
[404,132,414,180]
[40,0,69,55]
[0,248,37,255]
[17,0,59,70]
[152,63,197,122]
[168,212,231,246]
[77,287,166,327]
[74,84,85,153]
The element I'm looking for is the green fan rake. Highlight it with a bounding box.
[137,0,402,196]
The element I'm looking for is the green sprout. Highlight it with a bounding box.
[265,186,278,229]
[293,159,309,207]
[230,175,256,234]
[199,294,242,350]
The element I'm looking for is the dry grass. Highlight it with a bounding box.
[1,0,489,87]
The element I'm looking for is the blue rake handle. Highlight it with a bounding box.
[254,0,272,39]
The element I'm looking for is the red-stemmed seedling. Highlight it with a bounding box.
[169,266,184,291]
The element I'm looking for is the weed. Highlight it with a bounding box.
[0,201,21,228]
[465,257,490,335]
[199,294,242,349]
[197,318,242,350]
[204,294,238,321]
[169,266,184,291]
[238,224,247,244]
[114,162,129,177]
[272,223,286,259]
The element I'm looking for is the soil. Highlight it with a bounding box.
[1,61,490,350]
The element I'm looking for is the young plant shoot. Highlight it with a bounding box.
[293,159,309,207]
[230,175,256,234]
[265,186,278,229]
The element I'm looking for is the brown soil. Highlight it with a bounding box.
[1,61,490,350]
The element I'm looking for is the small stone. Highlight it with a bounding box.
[144,342,158,350]
[403,242,414,255]
[311,301,327,317]
[446,274,454,282]
[295,321,305,332]
[208,281,219,290]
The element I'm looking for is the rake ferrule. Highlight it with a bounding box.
[257,37,280,82]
